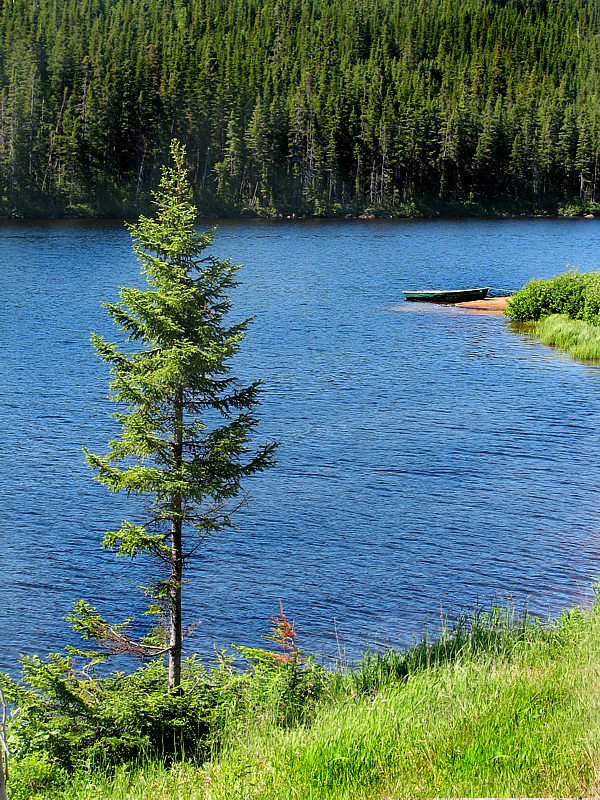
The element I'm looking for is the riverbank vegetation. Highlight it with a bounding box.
[4,597,600,799]
[506,270,600,360]
[533,314,600,362]
[2,0,600,218]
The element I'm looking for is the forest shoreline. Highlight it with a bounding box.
[4,0,600,227]
[1,207,599,222]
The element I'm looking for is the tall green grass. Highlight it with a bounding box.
[11,599,600,800]
[531,314,600,362]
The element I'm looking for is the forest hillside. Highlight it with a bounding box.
[2,0,599,217]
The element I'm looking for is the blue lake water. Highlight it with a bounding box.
[1,217,600,673]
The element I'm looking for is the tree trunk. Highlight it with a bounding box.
[168,389,183,690]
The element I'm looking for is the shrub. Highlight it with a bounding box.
[4,753,67,800]
[1,608,329,777]
[2,656,221,771]
[582,272,600,325]
[230,645,328,729]
[506,270,593,322]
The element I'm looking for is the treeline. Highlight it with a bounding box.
[1,0,599,217]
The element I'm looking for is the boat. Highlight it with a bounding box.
[402,287,489,303]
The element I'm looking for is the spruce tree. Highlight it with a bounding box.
[77,140,277,689]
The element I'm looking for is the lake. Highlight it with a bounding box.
[1,217,600,673]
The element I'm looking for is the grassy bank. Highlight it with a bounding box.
[505,270,600,361]
[9,598,600,800]
[532,314,600,363]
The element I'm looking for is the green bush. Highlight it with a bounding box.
[1,643,329,779]
[558,199,600,216]
[2,656,221,771]
[582,272,600,325]
[506,270,598,322]
[231,645,329,728]
[4,753,67,800]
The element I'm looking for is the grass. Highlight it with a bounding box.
[531,314,600,362]
[504,270,600,360]
[11,599,600,800]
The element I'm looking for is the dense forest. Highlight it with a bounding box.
[1,0,599,217]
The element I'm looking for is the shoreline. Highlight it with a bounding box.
[453,296,512,315]
[0,211,599,224]
[391,296,512,316]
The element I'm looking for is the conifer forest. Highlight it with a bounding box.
[2,0,599,217]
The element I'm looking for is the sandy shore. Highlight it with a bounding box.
[453,296,512,315]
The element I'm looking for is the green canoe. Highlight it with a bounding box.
[402,287,489,303]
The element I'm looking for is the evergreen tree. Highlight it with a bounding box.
[76,140,277,689]
[0,0,599,215]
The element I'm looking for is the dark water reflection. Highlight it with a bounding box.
[1,218,600,672]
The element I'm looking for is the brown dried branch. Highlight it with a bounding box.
[100,624,169,660]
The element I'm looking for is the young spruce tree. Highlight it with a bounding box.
[77,140,277,689]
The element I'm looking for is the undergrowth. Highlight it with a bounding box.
[5,597,600,799]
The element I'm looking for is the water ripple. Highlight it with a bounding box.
[1,218,600,671]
